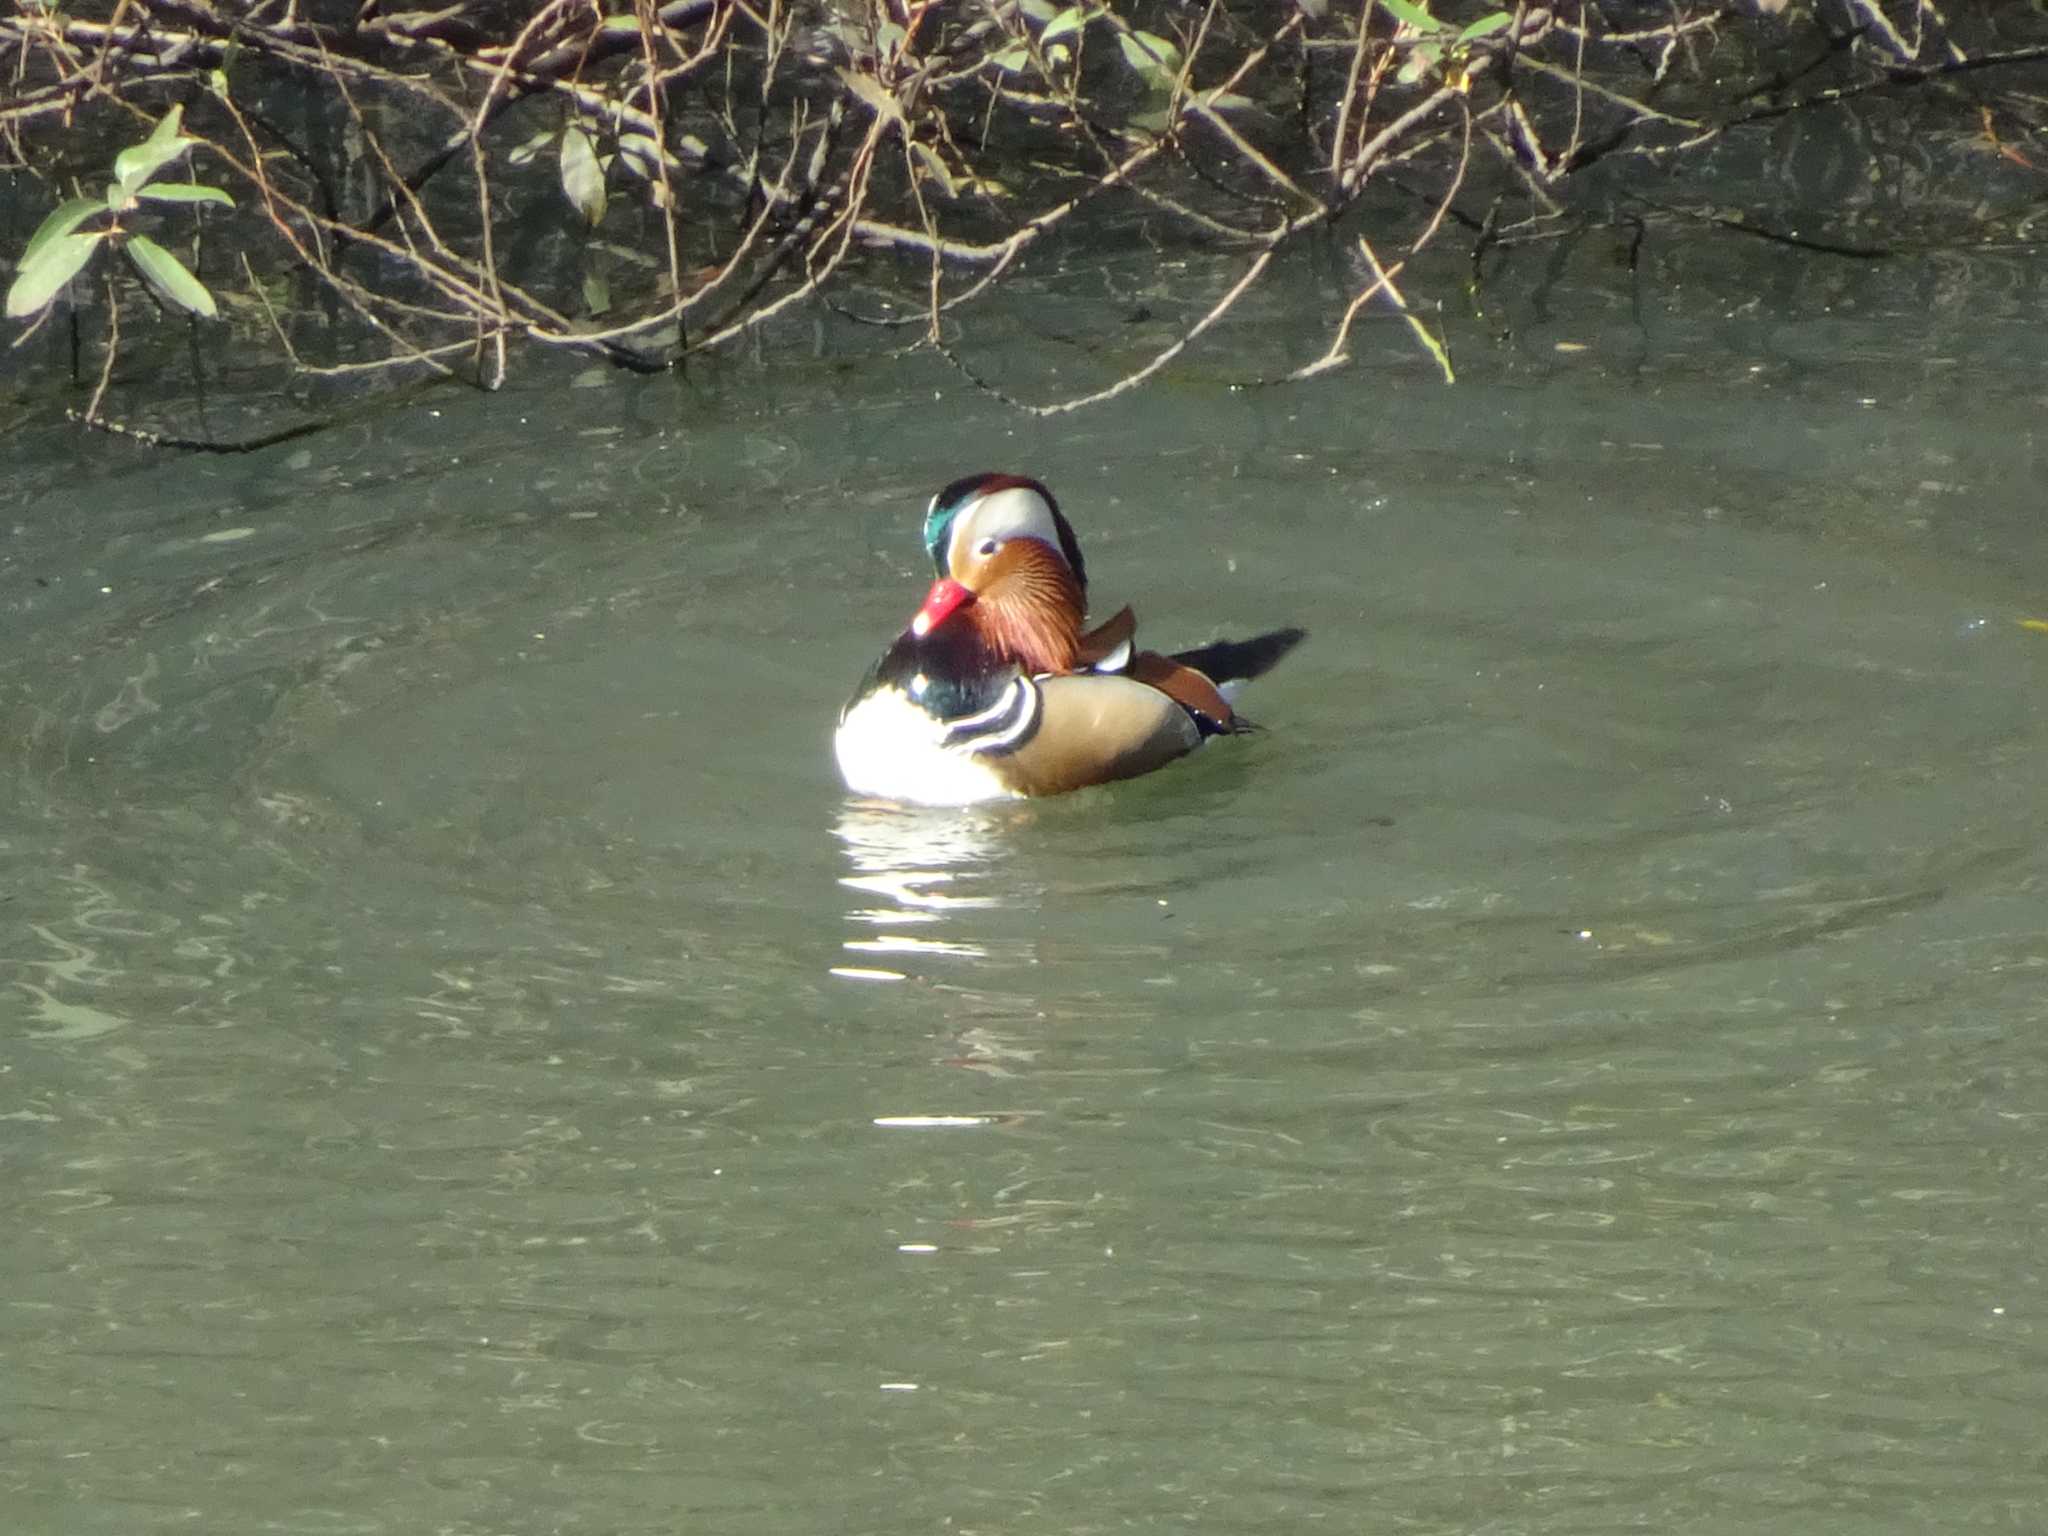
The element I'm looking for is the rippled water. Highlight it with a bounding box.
[5,248,2047,1532]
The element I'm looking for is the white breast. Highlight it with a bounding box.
[833,687,1024,805]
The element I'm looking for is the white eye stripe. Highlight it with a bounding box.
[948,486,1067,574]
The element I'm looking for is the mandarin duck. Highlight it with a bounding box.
[834,473,1304,804]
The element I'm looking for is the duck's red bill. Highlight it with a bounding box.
[911,577,972,637]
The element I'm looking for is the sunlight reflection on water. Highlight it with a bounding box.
[830,800,1011,979]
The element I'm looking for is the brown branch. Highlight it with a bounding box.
[82,269,120,424]
[940,246,1277,416]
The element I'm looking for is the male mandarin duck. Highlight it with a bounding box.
[834,473,1305,804]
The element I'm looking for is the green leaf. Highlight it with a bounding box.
[909,141,957,198]
[615,131,665,181]
[1207,91,1255,111]
[20,197,104,269]
[1457,11,1513,43]
[507,127,559,167]
[990,41,1032,73]
[143,102,186,148]
[1122,29,1187,70]
[1117,29,1182,82]
[134,183,235,209]
[1040,6,1088,44]
[5,231,104,318]
[839,68,905,125]
[1376,0,1442,32]
[112,105,197,194]
[1396,40,1441,83]
[208,40,240,98]
[1019,0,1060,19]
[126,233,217,317]
[559,126,607,226]
[583,270,611,316]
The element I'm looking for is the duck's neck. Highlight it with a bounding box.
[976,549,1084,674]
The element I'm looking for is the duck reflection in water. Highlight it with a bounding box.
[830,800,1008,981]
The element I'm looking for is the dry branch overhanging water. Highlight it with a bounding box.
[3,0,2045,442]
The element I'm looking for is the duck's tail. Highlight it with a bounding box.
[1172,627,1308,689]
[1152,627,1308,737]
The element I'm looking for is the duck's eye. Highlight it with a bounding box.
[976,537,999,557]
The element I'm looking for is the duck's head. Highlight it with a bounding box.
[923,474,1087,593]
[909,475,1087,674]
